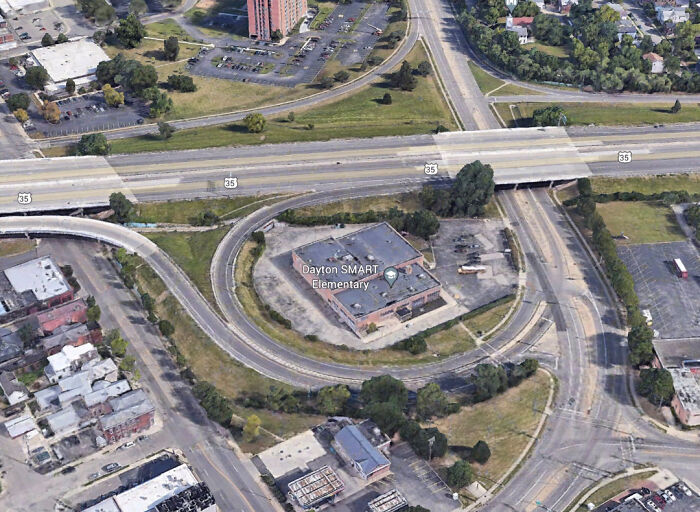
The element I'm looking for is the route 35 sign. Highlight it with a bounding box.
[224,177,238,189]
[424,163,439,175]
[17,192,32,205]
[617,151,632,164]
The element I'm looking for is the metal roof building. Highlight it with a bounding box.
[333,424,390,480]
[29,39,110,91]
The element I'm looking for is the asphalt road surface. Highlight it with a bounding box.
[2,125,700,214]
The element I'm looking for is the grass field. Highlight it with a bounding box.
[0,239,35,257]
[310,2,336,29]
[145,20,202,42]
[573,471,658,512]
[131,255,323,452]
[133,194,284,223]
[467,61,504,94]
[235,241,518,365]
[110,42,456,154]
[464,299,515,337]
[104,38,202,66]
[592,174,700,195]
[145,227,230,306]
[293,191,423,217]
[523,41,570,58]
[489,82,542,96]
[495,102,700,128]
[596,201,685,244]
[433,370,551,489]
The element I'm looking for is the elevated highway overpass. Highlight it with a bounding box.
[2,125,700,214]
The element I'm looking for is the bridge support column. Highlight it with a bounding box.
[549,180,554,189]
[514,183,519,190]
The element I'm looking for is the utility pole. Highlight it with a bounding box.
[428,436,435,461]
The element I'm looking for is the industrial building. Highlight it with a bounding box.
[0,257,74,322]
[247,0,307,40]
[367,489,408,512]
[83,464,215,512]
[287,465,345,510]
[28,38,110,92]
[668,368,700,427]
[333,424,391,481]
[292,223,442,336]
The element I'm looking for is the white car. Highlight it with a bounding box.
[679,483,693,496]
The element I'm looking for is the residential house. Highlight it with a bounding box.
[643,52,665,73]
[0,371,29,405]
[559,0,579,14]
[617,20,638,42]
[506,15,533,44]
[608,2,627,19]
[4,414,37,438]
[84,380,131,417]
[44,343,98,383]
[46,402,85,436]
[333,424,391,481]
[98,389,156,443]
[34,299,87,334]
[40,322,102,355]
[656,6,688,25]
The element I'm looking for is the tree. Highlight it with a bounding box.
[638,368,674,406]
[119,354,136,372]
[417,382,449,419]
[26,66,50,90]
[471,440,491,463]
[671,99,681,114]
[360,374,408,407]
[167,74,196,92]
[364,401,405,436]
[391,60,417,91]
[271,29,283,42]
[244,112,266,133]
[65,78,76,95]
[404,209,440,240]
[410,427,447,459]
[334,70,350,82]
[141,292,155,312]
[472,363,508,402]
[147,91,173,118]
[116,13,146,48]
[532,105,566,126]
[577,177,592,196]
[102,84,125,107]
[317,385,351,415]
[7,93,30,111]
[128,64,158,93]
[130,0,147,14]
[417,60,431,76]
[109,191,134,223]
[41,101,61,123]
[13,109,28,123]
[158,319,175,337]
[41,33,55,46]
[77,133,111,155]
[56,33,69,44]
[664,55,680,74]
[158,121,175,140]
[87,305,101,323]
[446,460,473,489]
[164,36,179,61]
[436,160,495,217]
[627,323,654,366]
[320,76,334,89]
[287,111,295,122]
[243,414,261,441]
[110,334,129,357]
[381,92,392,105]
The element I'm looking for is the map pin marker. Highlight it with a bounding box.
[383,267,399,288]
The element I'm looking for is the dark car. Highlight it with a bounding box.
[102,462,120,473]
[61,466,76,474]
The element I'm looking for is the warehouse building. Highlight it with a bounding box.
[292,223,442,336]
[28,38,110,92]
[287,465,345,510]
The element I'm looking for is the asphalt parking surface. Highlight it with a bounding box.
[617,241,700,339]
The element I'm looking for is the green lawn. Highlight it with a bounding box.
[467,60,504,94]
[433,370,551,489]
[464,299,515,337]
[489,82,542,96]
[133,194,284,224]
[523,41,570,58]
[310,2,336,29]
[293,191,423,217]
[592,174,700,195]
[596,201,685,244]
[496,102,700,128]
[111,42,456,154]
[104,38,202,66]
[0,239,35,257]
[145,20,202,42]
[145,227,230,306]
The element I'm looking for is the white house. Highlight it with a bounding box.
[0,372,29,406]
[45,343,98,384]
[643,52,665,73]
[656,6,688,24]
[616,20,638,42]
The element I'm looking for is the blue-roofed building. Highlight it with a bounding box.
[333,424,391,481]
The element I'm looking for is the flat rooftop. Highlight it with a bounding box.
[293,222,422,284]
[258,429,327,479]
[653,338,700,369]
[335,262,440,318]
[670,368,700,414]
[3,257,70,302]
[288,465,344,509]
[367,489,408,512]
[31,39,110,83]
[83,464,199,512]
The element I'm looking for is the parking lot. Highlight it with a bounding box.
[4,7,64,47]
[51,429,100,465]
[29,92,147,137]
[188,0,391,86]
[431,219,519,311]
[617,241,700,339]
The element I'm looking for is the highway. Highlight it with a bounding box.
[2,125,700,213]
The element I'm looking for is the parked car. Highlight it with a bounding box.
[61,466,76,474]
[102,462,120,473]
